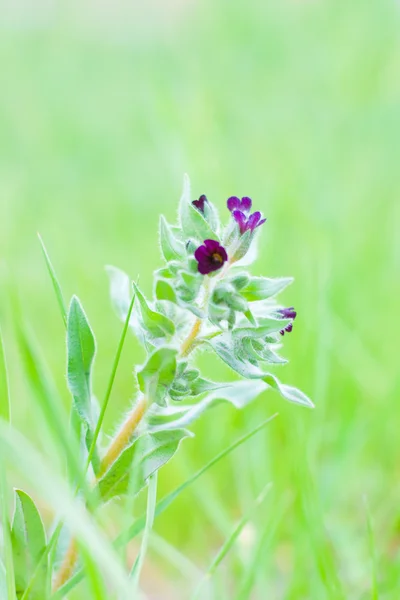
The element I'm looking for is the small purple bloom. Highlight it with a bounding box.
[194,239,228,275]
[278,307,297,336]
[192,194,208,213]
[227,196,252,213]
[232,210,266,235]
[227,196,266,235]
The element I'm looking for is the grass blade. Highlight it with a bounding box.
[191,482,272,600]
[0,327,10,423]
[0,466,17,600]
[37,234,67,328]
[85,287,136,473]
[53,413,278,599]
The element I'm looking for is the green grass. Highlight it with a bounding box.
[1,0,400,597]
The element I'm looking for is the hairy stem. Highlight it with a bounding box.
[53,396,148,591]
[180,318,202,357]
[99,394,148,477]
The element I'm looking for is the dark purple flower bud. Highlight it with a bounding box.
[227,196,253,214]
[194,239,228,275]
[192,194,208,213]
[278,307,297,320]
[278,307,296,336]
[232,210,267,235]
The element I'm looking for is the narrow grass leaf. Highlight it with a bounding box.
[191,482,272,600]
[85,287,136,474]
[0,327,10,422]
[0,466,17,600]
[37,234,67,328]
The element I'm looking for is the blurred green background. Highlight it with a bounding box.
[1,0,400,597]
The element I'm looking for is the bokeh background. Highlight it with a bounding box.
[1,0,400,597]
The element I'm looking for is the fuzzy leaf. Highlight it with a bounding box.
[97,428,191,501]
[105,266,132,321]
[230,230,252,262]
[137,347,178,405]
[66,298,95,422]
[155,279,177,303]
[11,490,47,599]
[132,283,175,341]
[159,216,185,262]
[179,175,216,241]
[202,199,220,233]
[241,276,294,301]
[262,374,314,408]
[148,380,267,432]
[204,336,313,407]
[67,297,96,427]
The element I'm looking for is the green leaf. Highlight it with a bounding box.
[137,347,178,405]
[11,490,48,599]
[205,335,314,407]
[132,282,175,341]
[148,380,267,431]
[241,276,293,301]
[179,174,216,241]
[37,234,67,328]
[159,216,185,262]
[0,327,10,422]
[155,278,177,303]
[202,199,220,233]
[67,297,96,427]
[230,230,253,262]
[105,265,132,322]
[97,428,192,502]
[262,374,314,408]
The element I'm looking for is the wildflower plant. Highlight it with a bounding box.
[0,175,312,599]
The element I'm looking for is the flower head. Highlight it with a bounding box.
[194,239,228,275]
[227,196,252,213]
[227,197,266,235]
[192,194,208,213]
[278,307,297,335]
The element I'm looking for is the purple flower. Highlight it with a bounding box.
[194,239,228,275]
[278,307,297,336]
[192,194,208,213]
[233,210,266,235]
[227,197,266,235]
[227,196,252,213]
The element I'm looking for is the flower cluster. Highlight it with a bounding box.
[191,195,267,275]
[108,175,312,414]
